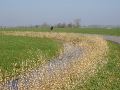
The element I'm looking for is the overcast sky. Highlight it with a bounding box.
[0,0,120,26]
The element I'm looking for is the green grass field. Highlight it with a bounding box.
[72,41,120,90]
[0,28,120,89]
[0,27,120,36]
[0,35,62,81]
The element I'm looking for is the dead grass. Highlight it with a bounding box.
[1,31,108,90]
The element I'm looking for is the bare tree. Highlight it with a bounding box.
[56,23,66,28]
[67,22,73,28]
[74,18,81,27]
[41,22,49,27]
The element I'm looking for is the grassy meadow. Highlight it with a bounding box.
[0,28,120,89]
[0,34,62,82]
[1,31,109,89]
[0,27,120,36]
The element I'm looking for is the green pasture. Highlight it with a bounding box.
[0,28,120,89]
[0,35,62,81]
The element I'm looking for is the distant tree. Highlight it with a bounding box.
[56,23,66,28]
[67,23,73,28]
[62,23,66,28]
[74,18,81,27]
[35,25,39,28]
[56,23,61,28]
[41,22,49,27]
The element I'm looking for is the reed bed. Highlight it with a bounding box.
[0,31,108,90]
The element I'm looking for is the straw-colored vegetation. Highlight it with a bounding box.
[72,41,120,90]
[0,31,108,90]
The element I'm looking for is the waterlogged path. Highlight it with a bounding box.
[102,35,120,44]
[0,32,119,90]
[82,34,120,44]
[0,43,84,90]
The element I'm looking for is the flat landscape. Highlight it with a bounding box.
[0,0,120,90]
[0,28,120,90]
[0,27,120,36]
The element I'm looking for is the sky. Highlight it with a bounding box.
[0,0,120,26]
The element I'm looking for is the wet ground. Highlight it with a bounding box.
[0,43,84,90]
[0,34,120,90]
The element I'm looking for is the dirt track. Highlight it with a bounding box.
[81,34,120,44]
[102,35,120,44]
